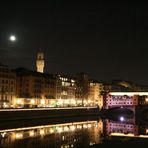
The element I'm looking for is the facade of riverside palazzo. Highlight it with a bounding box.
[55,75,76,107]
[14,68,57,108]
[0,65,103,108]
[13,68,77,108]
[0,63,16,108]
[89,80,103,107]
[5,67,102,108]
[75,73,89,103]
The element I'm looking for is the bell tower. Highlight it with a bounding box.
[36,49,44,73]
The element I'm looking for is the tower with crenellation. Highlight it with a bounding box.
[36,49,44,73]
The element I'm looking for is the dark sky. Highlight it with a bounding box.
[0,1,148,84]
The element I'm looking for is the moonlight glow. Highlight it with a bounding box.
[9,35,16,41]
[120,116,125,122]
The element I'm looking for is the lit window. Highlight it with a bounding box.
[62,82,65,86]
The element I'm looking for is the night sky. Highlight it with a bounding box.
[0,1,148,84]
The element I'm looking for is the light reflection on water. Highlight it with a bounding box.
[0,120,102,148]
[1,116,148,147]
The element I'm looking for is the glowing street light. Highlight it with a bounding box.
[40,99,45,105]
[31,99,35,104]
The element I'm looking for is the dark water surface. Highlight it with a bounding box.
[0,115,148,147]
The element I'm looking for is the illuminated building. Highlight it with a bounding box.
[98,95,103,110]
[138,96,148,106]
[75,73,89,106]
[0,63,16,108]
[13,68,102,108]
[14,68,56,107]
[13,68,77,108]
[55,75,76,107]
[88,80,103,107]
[75,75,103,107]
[36,49,44,73]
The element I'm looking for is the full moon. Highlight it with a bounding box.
[9,35,16,41]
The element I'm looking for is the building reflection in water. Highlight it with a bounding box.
[104,119,148,139]
[0,120,103,148]
[1,117,148,147]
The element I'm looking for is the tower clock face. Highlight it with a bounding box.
[37,60,44,64]
[38,61,42,64]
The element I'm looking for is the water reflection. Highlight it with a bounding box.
[1,116,148,147]
[0,120,103,148]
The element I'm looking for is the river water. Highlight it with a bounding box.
[0,115,148,147]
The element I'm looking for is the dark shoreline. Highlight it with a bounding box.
[0,107,100,130]
[0,107,99,121]
[0,115,100,130]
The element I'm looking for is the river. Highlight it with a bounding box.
[0,114,148,147]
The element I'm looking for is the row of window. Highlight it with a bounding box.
[0,86,14,92]
[0,95,13,100]
[107,99,137,102]
[0,79,14,84]
[107,102,136,105]
[107,96,133,100]
[108,124,133,128]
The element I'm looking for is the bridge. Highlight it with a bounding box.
[101,92,148,117]
[103,92,148,109]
